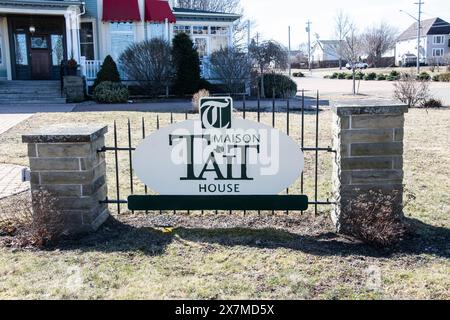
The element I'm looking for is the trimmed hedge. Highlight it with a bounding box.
[364,72,377,81]
[93,55,121,89]
[262,73,297,98]
[438,73,450,82]
[93,81,129,104]
[418,72,431,81]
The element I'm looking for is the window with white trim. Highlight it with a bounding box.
[51,35,64,66]
[210,26,229,53]
[432,48,444,57]
[110,23,135,61]
[194,37,208,57]
[433,35,445,45]
[173,25,191,35]
[211,26,229,35]
[193,26,208,35]
[80,22,95,60]
[147,23,165,39]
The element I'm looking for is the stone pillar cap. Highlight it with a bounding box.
[331,100,408,116]
[22,124,108,143]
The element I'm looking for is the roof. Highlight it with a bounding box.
[314,40,342,55]
[317,40,342,46]
[398,17,450,41]
[0,0,82,8]
[173,7,241,21]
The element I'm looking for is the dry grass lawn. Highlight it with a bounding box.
[0,108,448,300]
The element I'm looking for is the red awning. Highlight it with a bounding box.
[145,0,176,23]
[102,0,141,22]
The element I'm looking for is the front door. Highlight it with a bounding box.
[30,35,51,80]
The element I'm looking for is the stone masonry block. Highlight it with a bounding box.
[351,114,404,129]
[350,170,403,185]
[37,143,92,158]
[341,129,393,144]
[27,144,37,157]
[351,142,403,157]
[30,158,81,171]
[341,157,393,170]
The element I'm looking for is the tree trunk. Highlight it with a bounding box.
[352,68,356,95]
[260,68,265,98]
[339,58,342,70]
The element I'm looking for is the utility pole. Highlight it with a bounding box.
[400,1,424,73]
[306,20,312,71]
[247,20,251,50]
[288,26,292,76]
[416,1,424,74]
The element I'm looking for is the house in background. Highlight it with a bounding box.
[395,17,450,66]
[311,40,343,68]
[0,0,240,82]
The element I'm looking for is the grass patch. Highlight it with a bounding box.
[0,108,449,299]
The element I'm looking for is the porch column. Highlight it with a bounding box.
[136,0,146,42]
[64,11,73,58]
[64,9,80,61]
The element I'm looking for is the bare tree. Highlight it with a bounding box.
[119,39,173,97]
[333,11,352,70]
[363,22,398,67]
[249,39,289,98]
[207,47,252,95]
[393,71,430,107]
[340,23,364,95]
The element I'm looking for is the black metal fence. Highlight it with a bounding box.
[98,90,335,216]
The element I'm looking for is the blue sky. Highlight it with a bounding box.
[241,0,450,48]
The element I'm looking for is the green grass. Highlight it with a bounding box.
[0,108,449,300]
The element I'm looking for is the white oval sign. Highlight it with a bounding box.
[134,122,304,196]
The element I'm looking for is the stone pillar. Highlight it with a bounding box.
[331,100,409,233]
[64,76,85,103]
[22,125,109,235]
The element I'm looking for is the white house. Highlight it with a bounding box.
[395,17,450,66]
[0,0,241,81]
[312,40,340,61]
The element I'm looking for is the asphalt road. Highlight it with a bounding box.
[293,72,450,106]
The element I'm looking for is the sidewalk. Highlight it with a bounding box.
[0,104,76,135]
[0,114,33,135]
[72,96,327,113]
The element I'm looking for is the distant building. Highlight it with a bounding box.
[311,40,343,68]
[395,17,450,66]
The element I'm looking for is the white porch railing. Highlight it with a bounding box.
[80,57,127,83]
[80,57,211,84]
[80,58,102,81]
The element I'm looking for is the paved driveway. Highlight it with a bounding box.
[294,76,450,105]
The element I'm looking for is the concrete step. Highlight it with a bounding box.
[0,81,67,105]
[0,93,63,98]
[0,98,67,104]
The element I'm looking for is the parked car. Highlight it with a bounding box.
[346,62,369,70]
